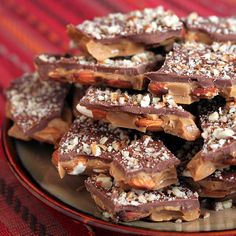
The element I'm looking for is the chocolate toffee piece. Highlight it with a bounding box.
[67,6,183,61]
[6,73,70,144]
[110,136,180,190]
[147,41,236,104]
[186,105,236,181]
[189,168,236,199]
[35,51,163,90]
[85,174,200,222]
[176,140,236,198]
[52,116,131,178]
[185,13,236,43]
[77,86,200,141]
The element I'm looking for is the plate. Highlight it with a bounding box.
[2,118,236,235]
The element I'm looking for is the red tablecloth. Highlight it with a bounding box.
[0,0,236,235]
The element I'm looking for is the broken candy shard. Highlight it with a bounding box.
[187,105,236,181]
[34,51,163,90]
[147,41,236,104]
[67,6,183,60]
[53,116,131,177]
[110,135,180,190]
[6,73,69,137]
[77,86,200,141]
[185,13,236,43]
[85,174,200,222]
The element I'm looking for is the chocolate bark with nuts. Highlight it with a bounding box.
[176,140,236,198]
[77,86,200,141]
[52,116,131,178]
[187,168,236,199]
[147,41,236,104]
[34,51,163,90]
[186,105,236,181]
[67,6,183,61]
[85,174,200,222]
[185,13,236,43]
[110,136,180,190]
[6,73,71,144]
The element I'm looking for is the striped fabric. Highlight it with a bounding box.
[0,0,235,235]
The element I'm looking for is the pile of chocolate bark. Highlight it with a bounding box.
[6,7,236,222]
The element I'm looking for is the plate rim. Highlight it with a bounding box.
[2,118,236,236]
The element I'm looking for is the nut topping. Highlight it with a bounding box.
[186,13,236,36]
[76,6,182,40]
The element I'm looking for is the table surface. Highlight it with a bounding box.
[0,0,235,235]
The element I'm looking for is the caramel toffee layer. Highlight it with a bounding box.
[67,7,183,61]
[186,105,236,181]
[112,136,180,175]
[185,13,236,42]
[78,86,200,140]
[147,42,236,103]
[85,175,200,222]
[6,73,69,136]
[56,116,131,175]
[35,52,162,90]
